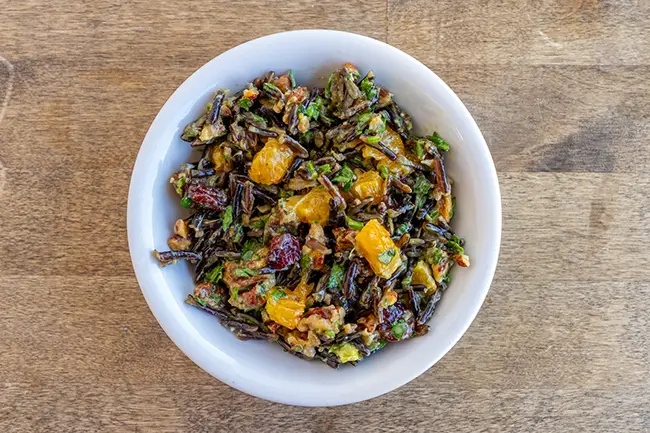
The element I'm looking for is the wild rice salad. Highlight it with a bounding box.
[153,64,470,368]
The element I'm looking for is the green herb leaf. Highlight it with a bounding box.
[424,210,439,223]
[446,238,464,255]
[324,73,335,99]
[250,217,268,230]
[391,319,408,339]
[379,165,389,179]
[431,248,444,265]
[270,288,287,302]
[346,216,364,231]
[378,248,396,264]
[305,161,317,179]
[359,75,379,100]
[180,196,192,209]
[366,135,380,144]
[300,253,312,270]
[234,267,257,278]
[328,263,346,290]
[318,164,331,174]
[221,206,233,231]
[288,69,296,89]
[263,82,281,94]
[194,295,207,307]
[205,263,224,283]
[241,239,263,261]
[395,223,409,236]
[427,131,450,152]
[413,174,432,210]
[250,113,267,126]
[450,196,456,220]
[305,96,324,120]
[414,139,426,160]
[331,165,356,192]
[238,98,252,111]
[233,223,244,243]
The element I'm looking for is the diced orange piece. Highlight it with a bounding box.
[264,279,313,330]
[210,146,228,172]
[355,219,402,279]
[265,296,305,329]
[361,127,412,176]
[351,170,384,205]
[411,260,437,294]
[294,187,332,225]
[249,139,295,185]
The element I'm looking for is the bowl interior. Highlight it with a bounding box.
[128,30,501,406]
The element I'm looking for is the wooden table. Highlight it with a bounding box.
[2,1,649,431]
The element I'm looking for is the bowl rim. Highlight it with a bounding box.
[127,29,501,406]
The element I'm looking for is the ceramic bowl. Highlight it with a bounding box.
[127,30,501,406]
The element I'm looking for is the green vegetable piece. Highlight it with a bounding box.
[331,165,356,192]
[270,289,287,302]
[318,164,332,174]
[395,223,409,236]
[305,96,324,120]
[241,239,263,261]
[238,98,252,111]
[194,295,207,307]
[300,253,312,270]
[346,216,364,231]
[366,135,380,144]
[234,267,257,278]
[446,238,464,255]
[324,72,334,99]
[263,82,281,94]
[328,263,346,290]
[413,174,432,210]
[431,247,444,265]
[205,263,224,283]
[359,76,379,100]
[180,196,192,208]
[221,206,233,231]
[329,342,362,363]
[414,139,426,160]
[175,176,186,195]
[424,210,439,223]
[378,247,396,264]
[427,131,450,152]
[250,113,267,126]
[391,320,408,339]
[450,196,456,220]
[288,69,296,89]
[233,223,244,243]
[305,161,317,179]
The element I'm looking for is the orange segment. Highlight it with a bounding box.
[249,139,295,185]
[354,219,402,279]
[411,260,437,294]
[351,170,384,204]
[294,187,331,225]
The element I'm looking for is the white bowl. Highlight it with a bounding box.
[127,30,501,406]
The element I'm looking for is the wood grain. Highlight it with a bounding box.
[1,0,649,432]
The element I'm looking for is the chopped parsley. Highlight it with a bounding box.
[238,98,252,111]
[205,263,224,283]
[300,253,312,270]
[288,69,296,89]
[391,319,408,339]
[270,289,287,302]
[328,263,345,290]
[413,174,432,210]
[427,131,450,152]
[221,206,233,230]
[241,239,263,261]
[331,165,356,192]
[346,216,364,231]
[378,248,396,264]
[234,267,257,278]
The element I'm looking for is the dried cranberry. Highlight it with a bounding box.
[377,302,415,342]
[186,183,228,211]
[267,234,301,270]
